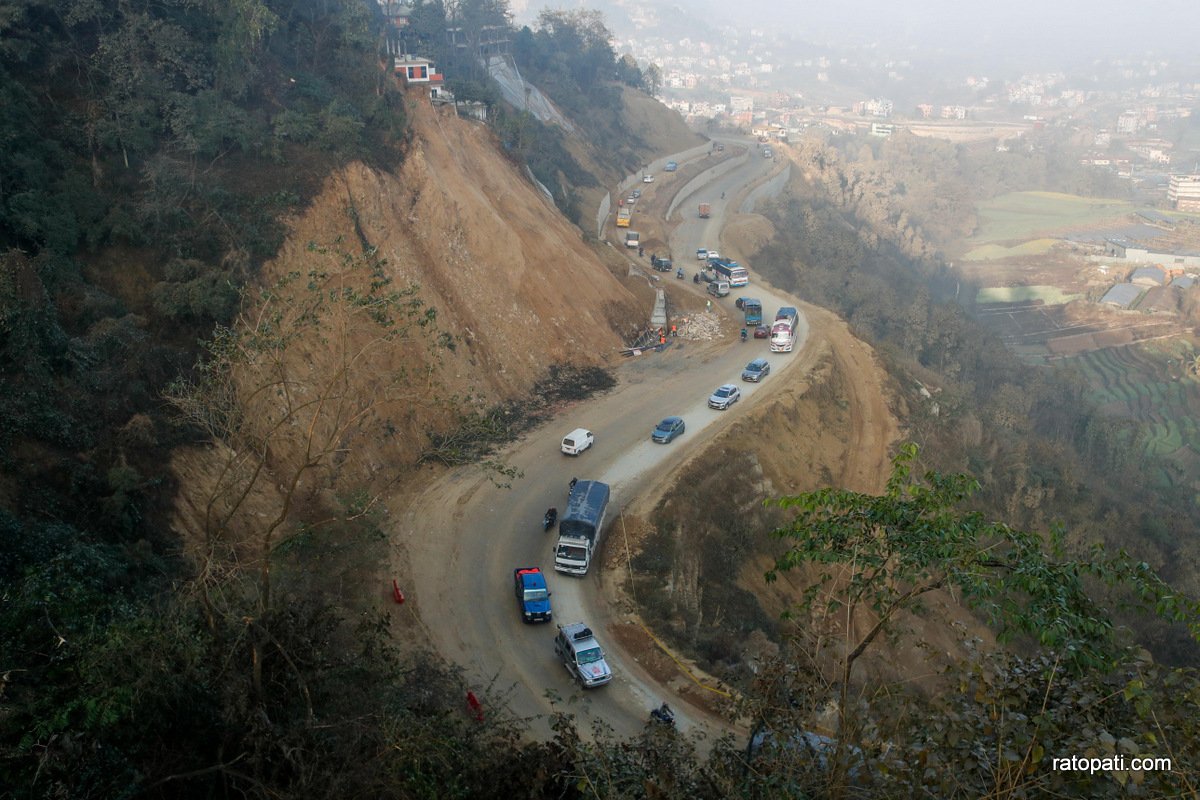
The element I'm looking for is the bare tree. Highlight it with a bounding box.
[168,243,446,698]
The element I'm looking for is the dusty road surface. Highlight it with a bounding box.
[404,138,895,743]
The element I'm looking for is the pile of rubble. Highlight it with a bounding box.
[673,312,724,341]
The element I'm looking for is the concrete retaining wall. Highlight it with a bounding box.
[650,288,667,327]
[596,192,611,240]
[596,140,715,236]
[667,146,751,221]
[738,163,791,213]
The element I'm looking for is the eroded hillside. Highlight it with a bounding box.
[170,90,649,544]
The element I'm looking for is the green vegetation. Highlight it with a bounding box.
[819,131,1132,255]
[627,443,1200,798]
[2,3,417,787]
[770,443,1196,675]
[763,444,1199,797]
[633,444,784,668]
[970,191,1135,245]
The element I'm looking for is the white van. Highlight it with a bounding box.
[706,280,730,298]
[561,428,594,455]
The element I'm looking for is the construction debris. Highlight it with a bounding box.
[674,312,724,341]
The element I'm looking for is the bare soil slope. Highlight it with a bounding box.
[618,87,704,156]
[276,93,642,394]
[170,91,650,541]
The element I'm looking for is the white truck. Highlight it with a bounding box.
[555,480,611,575]
[625,231,640,248]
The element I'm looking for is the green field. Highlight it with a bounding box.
[963,238,1059,261]
[975,285,1081,304]
[970,191,1134,245]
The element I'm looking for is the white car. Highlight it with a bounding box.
[706,250,721,261]
[642,174,654,183]
[561,428,594,455]
[696,248,709,260]
[708,384,741,410]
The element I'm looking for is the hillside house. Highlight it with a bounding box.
[378,1,412,30]
[394,55,443,87]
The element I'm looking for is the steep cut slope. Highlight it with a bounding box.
[272,92,642,391]
[170,90,646,539]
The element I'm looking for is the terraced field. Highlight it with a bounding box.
[1069,343,1200,485]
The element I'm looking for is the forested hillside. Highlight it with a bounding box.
[0,1,679,795]
[1,0,405,574]
[0,2,421,795]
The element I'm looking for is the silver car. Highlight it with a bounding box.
[708,384,741,410]
[741,358,771,382]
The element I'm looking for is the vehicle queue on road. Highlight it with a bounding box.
[514,144,793,711]
[514,295,788,694]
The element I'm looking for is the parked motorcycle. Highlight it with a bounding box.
[543,507,558,531]
[650,703,676,726]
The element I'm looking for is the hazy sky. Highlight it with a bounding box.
[517,0,1200,64]
[752,0,1200,59]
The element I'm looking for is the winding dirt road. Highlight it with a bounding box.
[404,137,895,741]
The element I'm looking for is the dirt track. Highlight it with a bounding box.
[400,137,898,742]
